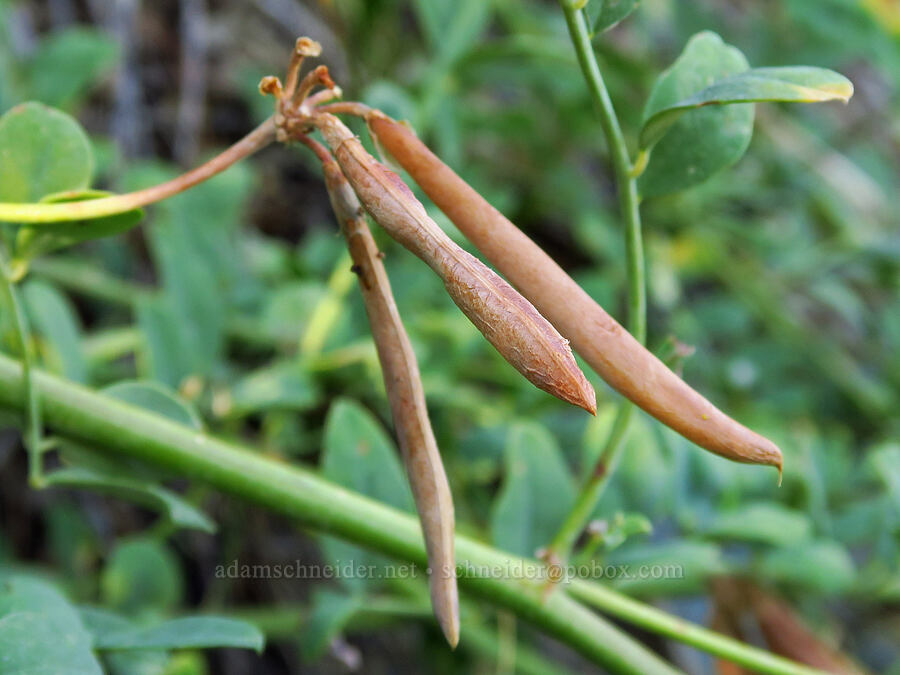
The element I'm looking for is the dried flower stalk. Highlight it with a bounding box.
[311,112,597,415]
[365,111,782,472]
[300,135,460,647]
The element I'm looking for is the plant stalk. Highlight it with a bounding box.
[0,247,43,486]
[549,2,646,559]
[0,118,275,224]
[0,354,822,675]
[0,353,675,675]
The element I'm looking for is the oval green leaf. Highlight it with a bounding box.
[700,502,812,546]
[28,27,118,110]
[300,590,362,662]
[101,537,184,613]
[0,101,93,203]
[103,379,203,430]
[94,616,264,653]
[45,466,216,533]
[638,31,753,198]
[319,399,414,591]
[758,540,856,594]
[0,574,102,674]
[490,422,576,558]
[640,66,853,150]
[588,0,639,34]
[23,279,88,383]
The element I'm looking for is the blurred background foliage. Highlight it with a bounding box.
[0,0,898,673]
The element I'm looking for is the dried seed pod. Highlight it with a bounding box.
[366,111,782,472]
[312,112,596,415]
[304,136,460,647]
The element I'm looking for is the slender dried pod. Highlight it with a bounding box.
[301,135,460,647]
[311,112,596,415]
[366,111,782,472]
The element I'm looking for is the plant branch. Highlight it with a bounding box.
[0,354,820,675]
[549,1,646,560]
[0,247,43,486]
[0,354,674,674]
[568,581,823,675]
[0,118,276,224]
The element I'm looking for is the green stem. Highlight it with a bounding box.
[0,248,43,486]
[0,354,677,675]
[550,1,646,559]
[0,354,823,674]
[568,581,823,675]
[548,403,633,555]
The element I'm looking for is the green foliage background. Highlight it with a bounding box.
[0,0,898,673]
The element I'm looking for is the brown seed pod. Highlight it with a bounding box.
[365,110,782,472]
[312,112,597,415]
[302,136,460,647]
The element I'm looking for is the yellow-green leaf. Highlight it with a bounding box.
[640,66,853,150]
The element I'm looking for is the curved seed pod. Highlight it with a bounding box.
[313,112,596,415]
[366,111,782,473]
[306,137,459,647]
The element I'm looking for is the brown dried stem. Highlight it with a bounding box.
[0,117,276,224]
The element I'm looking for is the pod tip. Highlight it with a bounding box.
[563,377,597,415]
[435,598,460,649]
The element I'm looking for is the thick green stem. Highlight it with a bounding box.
[551,2,646,559]
[0,353,822,674]
[0,353,677,675]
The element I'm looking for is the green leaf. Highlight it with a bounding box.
[588,0,639,34]
[0,101,93,203]
[701,502,813,546]
[300,590,362,662]
[15,189,144,262]
[260,281,327,345]
[101,538,184,614]
[79,605,135,636]
[362,81,418,125]
[144,203,227,382]
[638,32,752,198]
[320,399,413,591]
[45,466,215,533]
[865,443,900,513]
[103,380,202,430]
[607,540,727,597]
[22,278,88,383]
[0,574,102,674]
[28,28,118,109]
[491,422,576,558]
[640,66,852,151]
[321,399,413,511]
[94,616,264,653]
[44,378,209,529]
[135,294,191,388]
[226,361,320,418]
[758,540,856,594]
[598,512,654,551]
[413,0,490,65]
